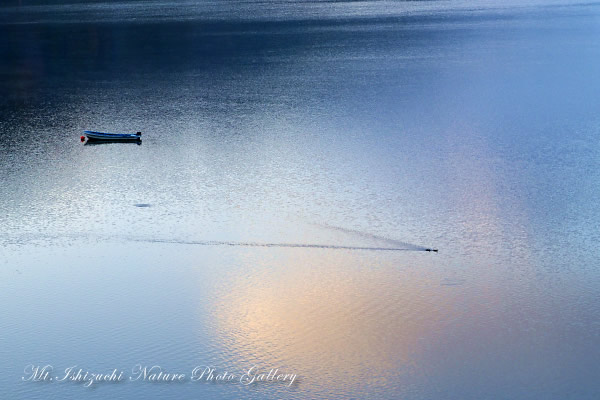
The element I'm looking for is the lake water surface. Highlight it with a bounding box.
[1,1,600,399]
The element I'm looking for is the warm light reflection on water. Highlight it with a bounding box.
[213,249,459,395]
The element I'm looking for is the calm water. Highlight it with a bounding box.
[1,1,600,399]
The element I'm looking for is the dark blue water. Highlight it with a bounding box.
[1,1,600,399]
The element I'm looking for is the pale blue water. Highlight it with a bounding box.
[1,1,600,399]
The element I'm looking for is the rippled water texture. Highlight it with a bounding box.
[1,1,600,399]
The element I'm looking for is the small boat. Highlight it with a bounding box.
[83,130,142,142]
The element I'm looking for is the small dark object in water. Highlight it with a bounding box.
[134,203,151,208]
[425,248,438,252]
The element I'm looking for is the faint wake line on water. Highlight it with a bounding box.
[312,222,432,251]
[130,238,430,252]
[1,232,437,252]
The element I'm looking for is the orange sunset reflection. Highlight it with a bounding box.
[212,249,457,393]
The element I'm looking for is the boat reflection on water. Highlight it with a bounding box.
[83,139,142,146]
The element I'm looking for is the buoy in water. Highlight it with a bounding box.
[80,135,85,142]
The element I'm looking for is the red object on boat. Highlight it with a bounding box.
[80,135,85,142]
